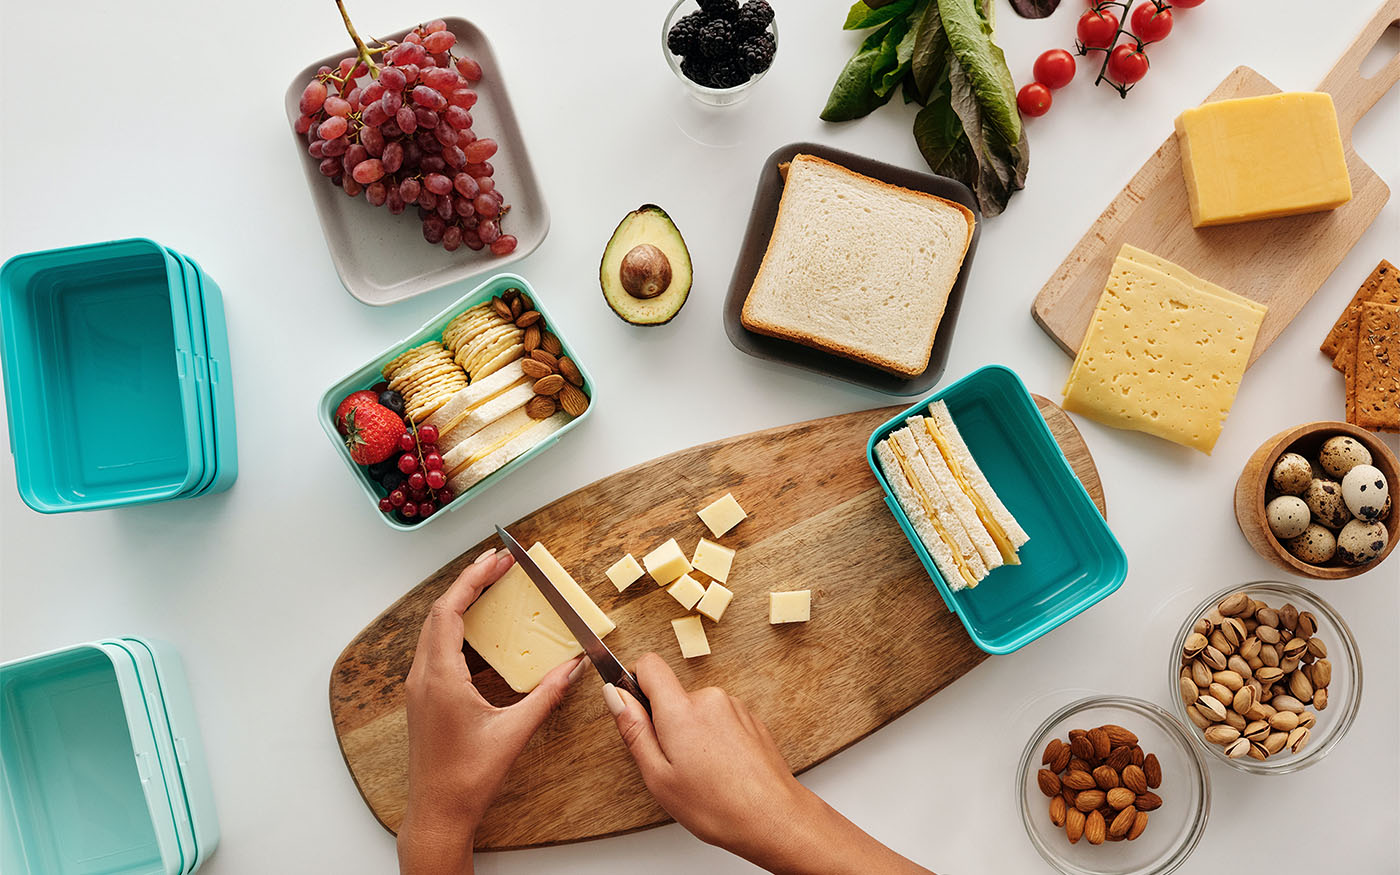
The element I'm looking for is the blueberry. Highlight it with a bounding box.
[368,459,394,479]
[381,471,406,492]
[380,390,406,416]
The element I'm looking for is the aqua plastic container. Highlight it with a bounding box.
[1,240,204,512]
[866,364,1128,654]
[171,253,237,497]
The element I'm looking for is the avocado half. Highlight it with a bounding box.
[600,205,692,326]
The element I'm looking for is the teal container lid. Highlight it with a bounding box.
[866,364,1128,654]
[178,255,238,497]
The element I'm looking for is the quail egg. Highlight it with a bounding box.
[1270,452,1313,495]
[1286,523,1337,565]
[1336,519,1387,566]
[1318,435,1372,479]
[1341,464,1389,522]
[1303,478,1352,529]
[1265,495,1311,540]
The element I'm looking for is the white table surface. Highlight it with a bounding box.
[2,0,1397,871]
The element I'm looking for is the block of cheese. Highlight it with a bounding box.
[1175,92,1351,228]
[461,542,615,693]
[697,493,747,538]
[667,573,706,610]
[691,538,736,584]
[643,538,692,585]
[769,590,810,624]
[605,553,644,592]
[1063,255,1264,454]
[696,582,733,622]
[671,615,710,658]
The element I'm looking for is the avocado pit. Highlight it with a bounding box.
[620,244,672,299]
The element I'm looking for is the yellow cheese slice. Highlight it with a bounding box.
[461,542,615,693]
[1117,245,1266,315]
[918,417,1019,565]
[1063,259,1265,454]
[888,435,980,588]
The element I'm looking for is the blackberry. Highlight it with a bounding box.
[697,0,740,21]
[709,56,750,89]
[737,32,775,75]
[734,0,774,37]
[680,54,717,88]
[667,10,706,56]
[695,18,735,59]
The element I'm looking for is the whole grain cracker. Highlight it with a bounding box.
[1323,259,1399,363]
[1353,301,1400,432]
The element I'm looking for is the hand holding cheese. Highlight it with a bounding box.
[399,549,587,872]
[603,654,934,875]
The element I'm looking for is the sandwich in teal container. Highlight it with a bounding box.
[866,364,1127,654]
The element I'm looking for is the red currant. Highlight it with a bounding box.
[425,452,444,471]
[408,472,426,491]
[372,381,389,393]
[389,489,407,507]
[426,469,447,489]
[398,453,419,474]
[420,444,439,457]
[400,502,418,519]
[418,424,439,443]
[398,432,416,452]
[379,497,393,512]
[418,501,436,517]
[435,487,454,504]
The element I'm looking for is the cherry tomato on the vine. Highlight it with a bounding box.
[1033,49,1077,89]
[1077,9,1120,50]
[1106,43,1150,84]
[1131,3,1173,42]
[1017,82,1053,118]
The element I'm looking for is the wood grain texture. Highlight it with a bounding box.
[330,397,1105,850]
[1032,0,1400,366]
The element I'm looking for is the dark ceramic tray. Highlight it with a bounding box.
[722,142,981,396]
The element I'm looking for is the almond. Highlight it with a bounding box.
[1085,810,1106,845]
[523,324,542,352]
[542,330,562,356]
[1107,787,1135,810]
[559,384,590,417]
[1065,808,1085,844]
[1037,769,1061,798]
[1070,735,1094,761]
[558,356,584,387]
[515,310,542,328]
[1130,745,1144,767]
[1068,758,1092,774]
[530,349,559,369]
[492,297,512,320]
[1050,745,1072,774]
[1048,795,1067,827]
[1127,809,1149,840]
[1088,727,1111,760]
[517,292,533,311]
[1042,739,1064,766]
[1142,753,1161,788]
[1109,805,1136,838]
[1092,766,1119,790]
[1121,764,1147,795]
[1105,747,1132,772]
[524,395,556,420]
[1135,791,1162,812]
[1074,790,1106,812]
[521,358,553,379]
[1103,724,1138,747]
[510,296,524,319]
[534,374,566,396]
[1063,770,1095,791]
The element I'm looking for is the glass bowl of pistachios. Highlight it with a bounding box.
[1168,581,1361,774]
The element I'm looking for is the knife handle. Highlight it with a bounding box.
[613,670,652,717]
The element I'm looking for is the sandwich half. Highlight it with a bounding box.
[437,381,536,456]
[448,412,571,494]
[923,401,1029,562]
[740,153,975,377]
[877,428,987,590]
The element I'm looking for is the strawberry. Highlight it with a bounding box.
[335,390,381,434]
[344,403,406,465]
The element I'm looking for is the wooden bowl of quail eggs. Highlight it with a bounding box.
[1234,422,1397,580]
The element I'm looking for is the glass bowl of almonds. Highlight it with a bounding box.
[1169,581,1362,774]
[1019,696,1210,875]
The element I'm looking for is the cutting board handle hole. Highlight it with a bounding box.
[1358,21,1399,78]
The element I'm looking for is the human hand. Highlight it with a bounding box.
[604,653,934,875]
[397,548,585,875]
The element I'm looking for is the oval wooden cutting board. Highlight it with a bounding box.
[330,397,1104,850]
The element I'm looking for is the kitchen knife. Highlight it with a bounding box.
[495,526,651,715]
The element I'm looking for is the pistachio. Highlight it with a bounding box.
[1222,617,1247,648]
[1280,656,1301,674]
[1255,607,1280,628]
[1224,738,1251,758]
[1208,630,1234,657]
[1255,666,1285,686]
[1288,726,1311,754]
[1218,592,1250,616]
[1263,731,1289,755]
[1259,643,1281,666]
[1224,710,1247,732]
[1191,660,1213,689]
[1282,637,1309,660]
[1271,694,1305,714]
[1288,670,1314,703]
[1313,688,1328,711]
[1179,676,1199,705]
[1279,603,1300,631]
[1239,638,1263,661]
[1268,711,1299,732]
[1256,625,1281,645]
[1232,686,1256,717]
[1183,632,1208,659]
[1209,682,1235,705]
[1227,655,1253,679]
[1243,720,1271,742]
[1297,611,1318,638]
[1192,617,1214,636]
[1213,670,1244,691]
[1247,741,1269,760]
[1195,695,1228,722]
[1185,705,1211,729]
[1299,710,1317,728]
[1202,646,1229,671]
[1306,637,1328,660]
[1204,725,1241,746]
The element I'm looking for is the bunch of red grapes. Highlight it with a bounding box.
[293,19,515,254]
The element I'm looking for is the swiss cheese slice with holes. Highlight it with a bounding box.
[1063,257,1265,454]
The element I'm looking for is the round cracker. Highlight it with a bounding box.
[395,361,464,397]
[457,324,520,372]
[466,332,523,377]
[443,311,501,352]
[383,341,445,379]
[474,343,525,380]
[407,379,467,420]
[389,354,456,390]
[446,318,505,359]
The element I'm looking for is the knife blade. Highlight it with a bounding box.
[495,526,651,714]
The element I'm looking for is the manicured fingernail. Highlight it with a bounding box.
[602,683,625,716]
[567,658,588,684]
[474,548,495,564]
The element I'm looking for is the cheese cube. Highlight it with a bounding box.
[691,538,736,584]
[461,542,616,693]
[768,590,811,624]
[671,615,710,658]
[1175,92,1351,228]
[696,583,733,622]
[667,574,706,610]
[643,538,692,585]
[605,553,644,592]
[697,493,747,538]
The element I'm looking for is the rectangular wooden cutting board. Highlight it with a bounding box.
[1032,0,1399,366]
[329,398,1104,850]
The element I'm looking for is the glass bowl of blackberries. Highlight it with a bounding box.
[664,0,777,105]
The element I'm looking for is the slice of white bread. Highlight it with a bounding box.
[907,416,1003,573]
[423,359,526,436]
[875,439,980,592]
[448,412,571,494]
[437,381,535,457]
[926,401,1029,554]
[740,153,975,377]
[443,406,536,474]
[891,427,987,586]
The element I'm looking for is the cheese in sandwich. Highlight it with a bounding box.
[437,381,536,456]
[424,359,528,438]
[877,430,985,590]
[922,402,1029,562]
[448,412,572,495]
